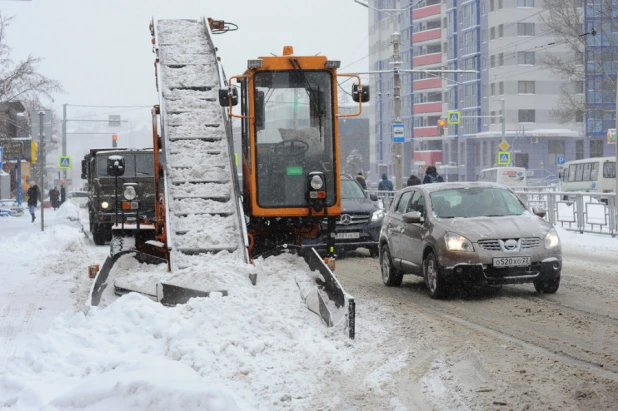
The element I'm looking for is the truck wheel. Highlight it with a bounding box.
[380,244,402,286]
[93,223,108,245]
[423,251,449,299]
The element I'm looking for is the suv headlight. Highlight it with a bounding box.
[124,186,137,200]
[445,232,474,252]
[544,228,560,249]
[101,201,109,209]
[310,175,324,190]
[371,209,384,222]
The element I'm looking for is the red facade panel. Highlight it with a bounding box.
[413,150,443,166]
[414,127,439,137]
[412,4,441,20]
[412,53,442,66]
[412,28,441,43]
[414,78,442,90]
[413,102,442,114]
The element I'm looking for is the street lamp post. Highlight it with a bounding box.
[38,111,45,232]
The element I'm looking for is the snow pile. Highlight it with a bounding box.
[57,201,80,222]
[1,253,353,410]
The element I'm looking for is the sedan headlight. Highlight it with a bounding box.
[544,228,560,249]
[101,201,109,209]
[124,186,137,200]
[371,209,385,222]
[310,175,324,190]
[445,232,474,252]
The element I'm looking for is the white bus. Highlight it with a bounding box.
[559,157,616,199]
[477,167,528,187]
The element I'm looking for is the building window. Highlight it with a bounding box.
[575,51,584,64]
[498,0,503,9]
[517,23,535,36]
[490,0,494,11]
[499,53,504,66]
[499,24,504,37]
[517,51,535,65]
[590,140,604,157]
[499,81,504,95]
[490,27,495,40]
[491,83,496,96]
[518,109,536,122]
[575,110,584,123]
[576,140,584,160]
[491,111,496,124]
[491,55,495,67]
[548,140,565,165]
[518,80,535,94]
[575,81,584,94]
[518,0,534,7]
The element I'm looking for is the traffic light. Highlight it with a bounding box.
[31,141,38,164]
[112,134,118,148]
[437,118,446,136]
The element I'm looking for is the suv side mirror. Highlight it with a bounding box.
[402,211,422,223]
[219,87,238,107]
[532,206,546,218]
[369,193,378,201]
[107,155,125,177]
[352,84,370,103]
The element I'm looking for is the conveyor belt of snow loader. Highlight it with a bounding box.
[156,19,248,270]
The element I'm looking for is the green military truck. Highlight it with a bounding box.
[81,148,156,246]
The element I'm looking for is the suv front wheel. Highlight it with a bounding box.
[380,244,403,286]
[423,251,449,299]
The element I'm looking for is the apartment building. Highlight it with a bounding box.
[366,0,614,183]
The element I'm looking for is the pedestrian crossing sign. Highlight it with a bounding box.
[59,156,72,169]
[447,111,460,125]
[498,151,511,165]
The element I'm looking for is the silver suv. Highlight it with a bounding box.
[379,182,562,298]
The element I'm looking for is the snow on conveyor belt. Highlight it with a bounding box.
[156,19,245,274]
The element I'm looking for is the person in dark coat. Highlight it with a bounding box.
[355,172,367,190]
[60,185,66,204]
[50,187,60,210]
[378,173,394,191]
[27,183,40,222]
[422,166,444,184]
[407,171,422,186]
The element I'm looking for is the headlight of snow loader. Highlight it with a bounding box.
[307,172,326,212]
[101,201,109,209]
[123,186,137,200]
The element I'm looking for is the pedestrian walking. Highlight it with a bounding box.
[355,172,367,190]
[60,185,66,205]
[378,173,394,191]
[50,187,60,210]
[27,183,40,223]
[406,171,421,186]
[422,166,444,184]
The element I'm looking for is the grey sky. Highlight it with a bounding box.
[2,0,370,186]
[2,0,370,108]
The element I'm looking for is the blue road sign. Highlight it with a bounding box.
[392,123,405,143]
[0,147,3,169]
[447,111,460,125]
[59,156,72,169]
[557,155,565,165]
[498,151,511,165]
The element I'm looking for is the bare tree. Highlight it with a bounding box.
[541,0,616,123]
[0,13,63,106]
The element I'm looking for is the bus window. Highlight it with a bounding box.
[583,163,591,180]
[575,163,584,181]
[591,163,599,180]
[604,162,616,178]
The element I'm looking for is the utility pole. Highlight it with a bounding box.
[615,82,618,235]
[392,32,404,190]
[501,99,506,142]
[38,111,45,232]
[62,104,67,182]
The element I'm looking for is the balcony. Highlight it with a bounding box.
[413,102,442,114]
[413,78,442,90]
[412,4,441,20]
[412,28,441,43]
[412,53,442,66]
[414,126,439,137]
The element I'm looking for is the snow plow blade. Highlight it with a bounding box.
[88,251,226,307]
[300,248,356,339]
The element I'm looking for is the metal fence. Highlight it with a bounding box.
[368,187,617,237]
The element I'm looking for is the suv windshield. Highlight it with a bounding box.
[341,179,366,199]
[430,187,527,218]
[96,153,153,178]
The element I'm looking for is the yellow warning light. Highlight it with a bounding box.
[282,46,294,56]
